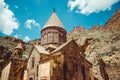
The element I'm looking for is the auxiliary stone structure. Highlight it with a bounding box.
[0,43,27,80]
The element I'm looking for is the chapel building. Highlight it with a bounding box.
[0,43,27,80]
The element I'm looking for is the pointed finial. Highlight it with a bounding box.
[53,8,55,12]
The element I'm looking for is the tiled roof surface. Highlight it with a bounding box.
[51,40,72,53]
[43,12,64,29]
[45,44,57,49]
[34,45,49,54]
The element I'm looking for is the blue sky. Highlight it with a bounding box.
[0,0,120,42]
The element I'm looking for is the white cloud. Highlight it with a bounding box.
[25,19,40,29]
[0,0,19,35]
[23,36,30,42]
[67,0,119,15]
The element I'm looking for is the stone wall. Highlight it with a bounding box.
[106,66,120,80]
[38,61,51,80]
[50,54,64,80]
[41,27,66,46]
[8,59,25,80]
[27,48,40,80]
[50,40,93,80]
[0,62,11,80]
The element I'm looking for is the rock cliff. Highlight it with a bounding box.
[67,10,120,80]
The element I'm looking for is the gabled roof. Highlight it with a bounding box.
[27,45,49,60]
[51,39,83,54]
[34,45,49,54]
[51,40,72,54]
[43,12,64,29]
[45,44,57,49]
[15,43,24,50]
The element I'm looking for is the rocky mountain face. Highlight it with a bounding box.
[103,10,120,30]
[68,29,120,80]
[0,36,41,59]
[0,45,12,76]
[67,10,120,80]
[0,36,32,66]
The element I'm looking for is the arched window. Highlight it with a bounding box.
[36,65,39,76]
[59,33,63,42]
[32,57,34,68]
[53,32,56,42]
[44,33,47,43]
[48,32,53,43]
[54,32,58,42]
[82,65,86,80]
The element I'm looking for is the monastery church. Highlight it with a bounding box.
[0,11,100,80]
[27,11,94,80]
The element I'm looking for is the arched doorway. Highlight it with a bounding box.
[29,77,33,80]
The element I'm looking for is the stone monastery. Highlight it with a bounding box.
[0,10,109,80]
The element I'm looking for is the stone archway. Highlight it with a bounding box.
[29,77,33,80]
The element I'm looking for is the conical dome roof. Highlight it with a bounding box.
[15,43,24,50]
[43,12,64,29]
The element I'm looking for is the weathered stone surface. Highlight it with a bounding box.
[67,10,120,80]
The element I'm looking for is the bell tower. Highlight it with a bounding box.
[13,43,24,59]
[41,10,67,48]
[8,43,25,80]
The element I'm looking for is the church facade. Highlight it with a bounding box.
[27,11,94,80]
